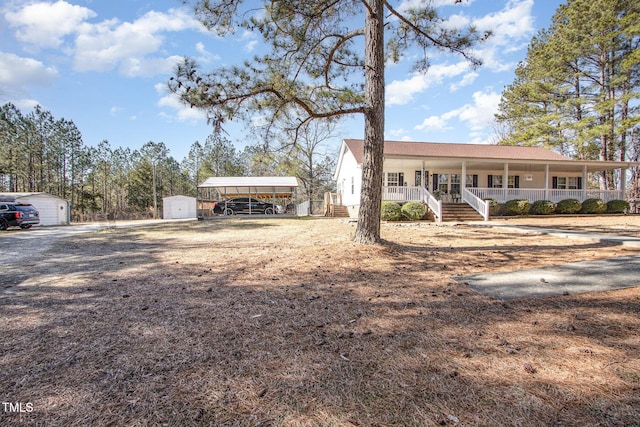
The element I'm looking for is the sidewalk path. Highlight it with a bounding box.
[457,254,640,300]
[457,222,640,300]
[478,222,640,248]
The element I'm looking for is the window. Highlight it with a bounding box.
[568,177,579,189]
[415,171,421,187]
[552,176,582,189]
[451,174,461,195]
[489,175,519,188]
[466,174,478,188]
[438,174,449,193]
[386,172,404,186]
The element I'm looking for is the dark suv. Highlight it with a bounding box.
[0,203,40,230]
[212,197,280,215]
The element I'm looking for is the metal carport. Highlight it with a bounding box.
[197,176,298,217]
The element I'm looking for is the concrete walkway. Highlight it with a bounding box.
[457,223,640,300]
[482,222,640,248]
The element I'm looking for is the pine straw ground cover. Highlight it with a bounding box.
[1,216,639,426]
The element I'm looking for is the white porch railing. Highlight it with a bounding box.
[422,186,442,223]
[462,188,490,221]
[382,185,424,201]
[467,188,623,203]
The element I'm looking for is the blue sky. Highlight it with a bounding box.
[0,0,564,161]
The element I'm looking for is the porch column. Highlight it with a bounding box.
[620,167,627,199]
[461,161,467,189]
[544,164,549,200]
[582,165,588,201]
[503,163,509,201]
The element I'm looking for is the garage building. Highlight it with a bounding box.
[0,192,70,226]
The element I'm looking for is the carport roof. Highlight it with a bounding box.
[198,176,298,194]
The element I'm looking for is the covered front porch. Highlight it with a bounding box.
[381,156,631,221]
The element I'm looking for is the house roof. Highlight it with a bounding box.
[198,176,298,195]
[343,139,572,163]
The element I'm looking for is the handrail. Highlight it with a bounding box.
[422,186,442,223]
[463,188,490,221]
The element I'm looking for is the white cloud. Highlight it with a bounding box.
[414,115,451,132]
[4,1,96,50]
[386,62,469,105]
[470,0,535,71]
[6,2,204,77]
[0,52,58,89]
[155,83,207,122]
[415,89,501,132]
[73,9,201,76]
[449,71,478,92]
[240,30,258,52]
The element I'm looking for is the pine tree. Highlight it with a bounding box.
[170,0,486,243]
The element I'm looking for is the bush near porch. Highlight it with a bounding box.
[381,201,403,221]
[401,201,427,220]
[493,198,630,217]
[382,201,427,221]
[530,200,556,215]
[556,199,582,214]
[504,199,531,216]
[580,198,608,214]
[607,199,630,214]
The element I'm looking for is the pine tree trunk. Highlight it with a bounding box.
[354,0,385,244]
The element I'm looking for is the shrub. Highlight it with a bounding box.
[580,198,607,214]
[504,199,530,216]
[606,199,630,214]
[381,202,402,221]
[556,199,582,214]
[530,200,555,215]
[401,201,426,220]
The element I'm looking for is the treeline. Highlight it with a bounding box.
[0,102,336,221]
[495,0,639,193]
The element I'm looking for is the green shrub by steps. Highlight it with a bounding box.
[530,200,555,215]
[555,199,582,214]
[401,201,426,220]
[381,201,402,221]
[580,198,607,214]
[606,199,630,214]
[504,199,530,216]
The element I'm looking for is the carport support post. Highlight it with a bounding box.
[272,189,276,215]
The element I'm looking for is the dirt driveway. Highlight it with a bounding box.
[1,216,639,426]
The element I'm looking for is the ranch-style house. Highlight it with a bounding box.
[332,139,635,222]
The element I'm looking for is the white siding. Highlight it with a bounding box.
[163,196,197,219]
[335,147,361,208]
[16,194,69,226]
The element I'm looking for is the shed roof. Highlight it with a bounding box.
[0,192,68,202]
[198,176,298,195]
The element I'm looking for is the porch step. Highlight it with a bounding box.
[329,205,350,218]
[441,203,483,222]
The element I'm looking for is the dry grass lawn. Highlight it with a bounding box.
[1,216,639,426]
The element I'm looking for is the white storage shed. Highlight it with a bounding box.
[163,195,197,219]
[0,192,70,226]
